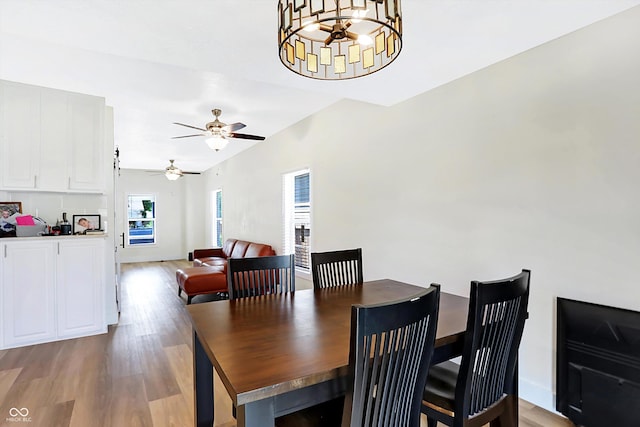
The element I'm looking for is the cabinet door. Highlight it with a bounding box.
[38,88,71,191]
[1,241,56,349]
[56,239,105,338]
[0,81,40,189]
[68,92,105,192]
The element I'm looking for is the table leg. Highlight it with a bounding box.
[193,330,214,427]
[236,399,275,427]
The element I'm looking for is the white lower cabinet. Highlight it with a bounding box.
[1,240,56,348]
[1,238,106,349]
[56,239,105,339]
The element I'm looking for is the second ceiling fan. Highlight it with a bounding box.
[172,108,265,151]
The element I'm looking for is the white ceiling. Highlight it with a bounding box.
[1,0,639,172]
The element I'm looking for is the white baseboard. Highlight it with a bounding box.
[519,378,561,415]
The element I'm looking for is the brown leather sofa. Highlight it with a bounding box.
[176,238,276,304]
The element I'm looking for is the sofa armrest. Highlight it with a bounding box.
[193,248,225,259]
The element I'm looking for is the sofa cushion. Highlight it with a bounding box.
[245,242,276,258]
[194,257,227,267]
[177,266,227,295]
[222,238,238,257]
[230,240,251,258]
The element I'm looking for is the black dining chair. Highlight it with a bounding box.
[311,248,363,290]
[276,284,441,427]
[227,254,295,300]
[421,269,531,427]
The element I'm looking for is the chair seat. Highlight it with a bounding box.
[424,360,459,413]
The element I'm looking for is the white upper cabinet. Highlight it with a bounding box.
[39,87,71,190]
[68,92,105,191]
[0,80,106,193]
[0,81,40,189]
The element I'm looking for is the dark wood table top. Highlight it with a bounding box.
[187,279,469,407]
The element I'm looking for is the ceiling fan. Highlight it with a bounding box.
[147,160,201,181]
[172,108,265,151]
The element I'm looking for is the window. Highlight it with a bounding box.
[127,194,156,245]
[213,189,223,247]
[283,169,310,272]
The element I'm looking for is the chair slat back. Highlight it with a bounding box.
[457,269,531,418]
[311,248,363,289]
[227,254,295,300]
[344,285,440,427]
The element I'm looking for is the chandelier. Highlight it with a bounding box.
[278,0,402,80]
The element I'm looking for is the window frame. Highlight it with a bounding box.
[213,189,223,248]
[126,193,157,246]
[283,168,311,276]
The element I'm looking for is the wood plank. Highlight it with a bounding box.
[137,334,181,402]
[149,393,192,427]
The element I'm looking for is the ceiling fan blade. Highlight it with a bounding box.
[171,134,203,139]
[223,122,246,132]
[173,122,207,132]
[182,171,201,175]
[229,133,266,141]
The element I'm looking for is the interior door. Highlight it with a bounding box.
[113,147,122,313]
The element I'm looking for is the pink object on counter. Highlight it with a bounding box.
[16,215,35,226]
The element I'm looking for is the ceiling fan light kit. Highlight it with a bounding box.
[172,108,265,151]
[278,0,403,80]
[165,159,183,180]
[165,170,182,180]
[205,136,229,151]
[158,159,202,180]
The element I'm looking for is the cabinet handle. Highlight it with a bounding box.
[34,175,37,188]
[57,242,60,255]
[4,245,6,258]
[68,176,71,189]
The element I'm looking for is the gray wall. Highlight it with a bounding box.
[201,7,640,411]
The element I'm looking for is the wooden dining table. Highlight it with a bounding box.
[187,279,471,427]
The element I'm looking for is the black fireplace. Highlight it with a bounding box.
[556,298,640,427]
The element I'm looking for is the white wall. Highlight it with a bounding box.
[202,7,640,413]
[117,169,205,263]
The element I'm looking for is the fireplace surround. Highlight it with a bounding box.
[556,297,640,427]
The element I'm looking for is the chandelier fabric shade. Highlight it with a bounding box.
[278,0,402,80]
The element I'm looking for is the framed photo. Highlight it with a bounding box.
[1,202,22,236]
[72,214,101,234]
[0,201,22,216]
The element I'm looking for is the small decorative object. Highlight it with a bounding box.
[277,0,403,80]
[72,214,101,234]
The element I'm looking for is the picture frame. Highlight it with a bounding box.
[72,214,101,234]
[0,201,22,216]
[1,202,22,236]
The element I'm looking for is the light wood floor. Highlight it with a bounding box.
[0,260,574,427]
